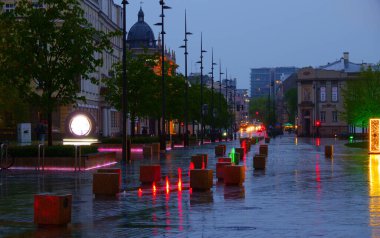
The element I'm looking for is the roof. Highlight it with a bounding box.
[127,8,156,49]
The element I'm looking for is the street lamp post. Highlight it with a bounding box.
[210,49,217,142]
[225,68,229,141]
[196,33,207,145]
[122,0,130,162]
[155,0,171,152]
[179,10,192,147]
[218,60,224,141]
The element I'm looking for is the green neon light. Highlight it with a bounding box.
[229,148,236,165]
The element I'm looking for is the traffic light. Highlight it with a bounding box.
[315,120,321,127]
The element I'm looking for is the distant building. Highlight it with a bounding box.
[250,67,298,98]
[297,52,368,137]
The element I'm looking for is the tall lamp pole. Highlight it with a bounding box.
[209,49,217,142]
[218,60,224,141]
[122,0,130,162]
[179,10,192,147]
[225,68,229,141]
[196,33,207,145]
[155,0,171,152]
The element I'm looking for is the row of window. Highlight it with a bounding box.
[320,111,338,123]
[320,86,338,102]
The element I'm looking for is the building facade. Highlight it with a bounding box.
[296,52,367,137]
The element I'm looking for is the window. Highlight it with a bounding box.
[111,111,119,128]
[320,111,326,122]
[320,86,326,102]
[332,111,338,122]
[332,85,338,102]
[4,3,15,12]
[303,88,311,101]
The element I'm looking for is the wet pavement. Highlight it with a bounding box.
[0,134,378,237]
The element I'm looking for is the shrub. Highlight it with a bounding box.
[8,145,98,157]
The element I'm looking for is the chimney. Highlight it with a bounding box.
[343,52,349,65]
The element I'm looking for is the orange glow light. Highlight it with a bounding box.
[178,168,182,192]
[153,182,157,196]
[370,119,380,153]
[166,176,170,194]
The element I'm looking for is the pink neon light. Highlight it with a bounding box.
[98,147,143,153]
[174,145,185,148]
[84,162,118,171]
[12,162,117,172]
[11,166,74,171]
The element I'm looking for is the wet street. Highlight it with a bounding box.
[0,134,378,237]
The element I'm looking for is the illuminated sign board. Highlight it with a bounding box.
[370,119,380,153]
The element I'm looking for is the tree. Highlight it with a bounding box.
[249,96,271,125]
[284,88,298,123]
[342,64,380,127]
[0,0,114,145]
[102,50,160,136]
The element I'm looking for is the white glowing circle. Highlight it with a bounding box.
[69,114,92,136]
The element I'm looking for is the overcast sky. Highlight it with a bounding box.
[115,0,380,90]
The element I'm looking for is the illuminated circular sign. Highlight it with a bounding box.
[69,114,92,136]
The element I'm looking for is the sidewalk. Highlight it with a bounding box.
[0,135,375,237]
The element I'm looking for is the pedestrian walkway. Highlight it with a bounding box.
[0,135,377,237]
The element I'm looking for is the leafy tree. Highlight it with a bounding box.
[0,0,114,145]
[249,96,272,125]
[284,88,298,123]
[102,50,160,136]
[342,64,380,127]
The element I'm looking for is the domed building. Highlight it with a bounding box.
[126,7,177,136]
[127,7,157,50]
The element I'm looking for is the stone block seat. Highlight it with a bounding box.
[224,165,245,186]
[139,165,161,184]
[34,194,72,226]
[216,162,232,180]
[93,173,120,196]
[253,154,266,170]
[190,169,213,191]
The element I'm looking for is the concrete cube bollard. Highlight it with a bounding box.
[325,145,334,157]
[197,154,208,167]
[253,154,266,170]
[93,173,120,196]
[228,152,240,165]
[235,148,245,160]
[140,165,161,184]
[143,145,152,157]
[97,168,121,191]
[215,145,226,156]
[191,155,207,169]
[34,194,72,226]
[224,165,245,186]
[216,162,232,180]
[151,143,160,154]
[190,169,213,191]
[259,144,268,156]
[218,157,232,163]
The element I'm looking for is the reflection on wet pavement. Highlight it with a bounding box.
[0,135,377,237]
